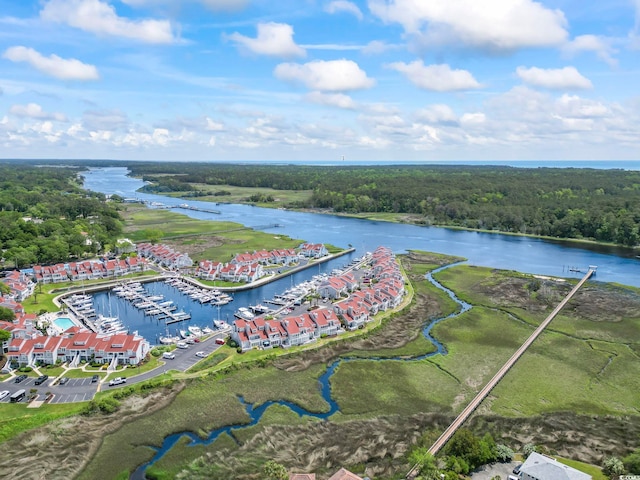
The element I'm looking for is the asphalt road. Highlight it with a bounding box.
[0,331,228,404]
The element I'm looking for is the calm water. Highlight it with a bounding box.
[80,166,640,341]
[83,166,639,286]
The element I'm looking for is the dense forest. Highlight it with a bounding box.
[129,163,640,247]
[0,163,123,268]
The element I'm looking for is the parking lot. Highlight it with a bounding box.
[1,332,228,404]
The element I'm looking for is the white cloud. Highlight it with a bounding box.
[206,117,225,131]
[368,0,568,51]
[274,59,375,91]
[361,40,403,55]
[563,35,617,66]
[387,61,481,92]
[306,91,357,109]
[416,104,458,124]
[227,23,306,58]
[82,109,129,131]
[122,0,249,10]
[556,95,610,118]
[325,1,363,20]
[516,66,593,90]
[2,46,99,81]
[40,0,177,44]
[9,103,67,122]
[460,112,486,126]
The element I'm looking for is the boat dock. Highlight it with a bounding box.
[173,203,221,214]
[113,282,192,324]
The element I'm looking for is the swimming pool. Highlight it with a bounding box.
[53,317,75,331]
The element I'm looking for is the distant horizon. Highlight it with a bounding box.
[2,158,640,171]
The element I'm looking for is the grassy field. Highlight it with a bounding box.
[79,364,330,479]
[3,252,639,480]
[120,205,305,263]
[161,183,314,208]
[0,402,85,444]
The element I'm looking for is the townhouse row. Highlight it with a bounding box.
[232,246,405,351]
[195,243,329,283]
[5,326,150,367]
[29,256,145,284]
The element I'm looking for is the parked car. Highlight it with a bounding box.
[513,464,522,475]
[0,390,10,400]
[14,374,27,383]
[91,374,100,383]
[58,377,69,385]
[176,342,188,349]
[162,352,176,360]
[108,377,127,386]
[195,351,207,358]
[34,375,49,385]
[215,338,225,345]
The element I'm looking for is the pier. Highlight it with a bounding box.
[406,266,597,478]
[173,203,221,214]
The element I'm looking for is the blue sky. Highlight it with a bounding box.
[1,0,639,162]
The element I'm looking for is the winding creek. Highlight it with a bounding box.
[80,167,638,478]
[131,263,470,479]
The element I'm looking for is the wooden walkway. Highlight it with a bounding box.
[407,268,596,478]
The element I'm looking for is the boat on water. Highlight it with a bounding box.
[179,329,191,339]
[159,335,179,345]
[202,327,213,334]
[214,320,230,329]
[235,307,254,320]
[188,326,202,337]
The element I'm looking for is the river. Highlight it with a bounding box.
[82,167,639,288]
[80,166,637,478]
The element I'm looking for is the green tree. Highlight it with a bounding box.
[624,448,640,474]
[602,456,625,478]
[0,306,16,322]
[262,460,288,480]
[409,447,440,480]
[496,444,515,463]
[0,329,11,343]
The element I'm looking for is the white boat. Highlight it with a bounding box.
[202,327,213,334]
[214,320,230,329]
[235,307,254,320]
[188,326,202,337]
[179,329,190,339]
[159,335,179,345]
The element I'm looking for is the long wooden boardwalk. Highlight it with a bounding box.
[407,268,596,478]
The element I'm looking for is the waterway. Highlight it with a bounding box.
[80,166,636,478]
[131,263,469,479]
[82,167,639,288]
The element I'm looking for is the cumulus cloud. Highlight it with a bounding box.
[563,35,617,66]
[10,103,67,121]
[415,104,458,124]
[368,0,568,51]
[387,61,481,91]
[122,0,249,10]
[516,66,593,90]
[227,23,306,58]
[362,40,402,55]
[325,1,363,20]
[82,109,129,131]
[205,117,225,131]
[306,91,357,109]
[274,59,375,91]
[40,0,177,44]
[2,46,99,81]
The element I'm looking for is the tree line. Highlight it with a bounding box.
[0,163,123,268]
[129,163,640,247]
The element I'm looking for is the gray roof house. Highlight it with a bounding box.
[520,452,591,480]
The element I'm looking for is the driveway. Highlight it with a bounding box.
[471,461,521,480]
